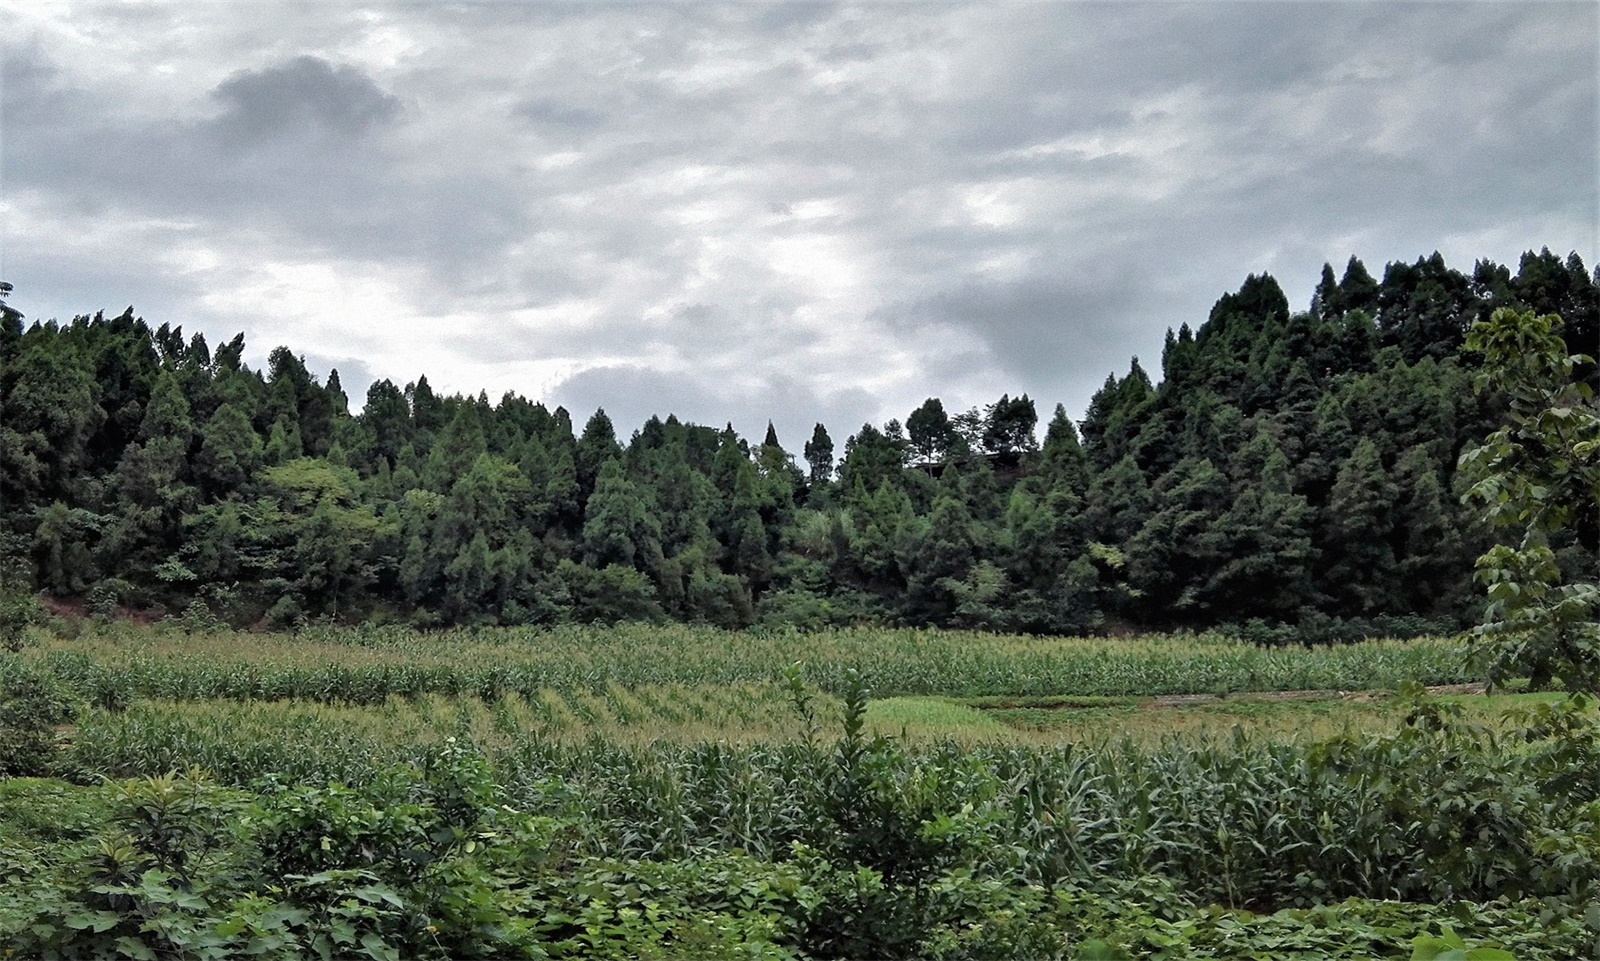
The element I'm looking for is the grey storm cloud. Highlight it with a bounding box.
[2,1,1595,441]
[896,275,1153,379]
[210,55,402,146]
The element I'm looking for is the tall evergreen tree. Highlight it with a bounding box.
[1391,444,1474,618]
[1338,256,1380,314]
[194,402,261,497]
[362,379,413,470]
[1316,438,1400,615]
[1375,251,1479,363]
[1082,454,1153,547]
[1198,450,1316,621]
[803,423,835,489]
[580,458,664,575]
[105,368,198,574]
[902,494,976,622]
[1080,361,1154,470]
[0,334,105,505]
[838,424,905,495]
[1039,403,1089,494]
[1125,456,1231,619]
[425,405,489,493]
[575,408,621,504]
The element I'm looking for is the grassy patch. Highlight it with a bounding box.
[862,697,1011,739]
[955,694,1138,711]
[970,690,1575,744]
[0,777,114,846]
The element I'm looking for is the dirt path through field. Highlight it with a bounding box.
[1148,682,1486,708]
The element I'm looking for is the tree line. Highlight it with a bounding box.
[0,248,1594,635]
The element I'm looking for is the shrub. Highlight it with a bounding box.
[0,556,41,654]
[0,654,77,776]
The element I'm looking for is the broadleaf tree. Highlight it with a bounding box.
[1458,307,1600,692]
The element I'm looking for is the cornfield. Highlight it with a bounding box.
[31,621,1472,704]
[10,622,1599,958]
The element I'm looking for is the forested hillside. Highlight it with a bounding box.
[1,249,1594,635]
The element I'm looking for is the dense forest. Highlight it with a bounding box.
[1,248,1595,637]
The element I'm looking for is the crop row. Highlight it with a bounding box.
[55,695,1597,914]
[62,684,824,759]
[32,623,1473,704]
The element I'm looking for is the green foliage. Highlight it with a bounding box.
[980,393,1039,456]
[0,654,77,776]
[907,397,953,465]
[1,251,1591,634]
[1459,307,1600,691]
[0,555,41,653]
[8,644,1600,960]
[1043,881,1569,960]
[556,560,662,625]
[23,623,1476,712]
[803,423,836,491]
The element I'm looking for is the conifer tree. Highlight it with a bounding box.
[804,423,835,488]
[361,379,413,469]
[580,458,664,574]
[1039,403,1090,494]
[1317,438,1400,615]
[575,408,620,503]
[1125,456,1230,619]
[195,402,262,496]
[425,405,488,493]
[903,494,976,622]
[1199,449,1315,621]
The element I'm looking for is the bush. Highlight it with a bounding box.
[0,655,78,776]
[686,570,754,629]
[0,560,41,653]
[557,561,662,625]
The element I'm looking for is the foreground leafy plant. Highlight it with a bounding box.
[1458,306,1600,693]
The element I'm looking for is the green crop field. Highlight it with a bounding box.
[25,620,1476,701]
[3,623,1598,960]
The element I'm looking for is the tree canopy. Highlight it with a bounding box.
[1,249,1593,637]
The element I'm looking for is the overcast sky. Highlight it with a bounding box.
[3,1,1595,446]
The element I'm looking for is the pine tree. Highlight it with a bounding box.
[902,494,976,622]
[105,371,199,576]
[1197,450,1315,621]
[804,423,835,489]
[195,402,262,496]
[575,408,620,504]
[1391,445,1473,618]
[580,458,664,575]
[1317,438,1400,615]
[361,379,413,469]
[0,335,106,504]
[1083,454,1153,546]
[408,375,445,439]
[1125,456,1230,619]
[424,405,488,493]
[1039,403,1089,494]
[1338,256,1380,314]
[838,424,905,494]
